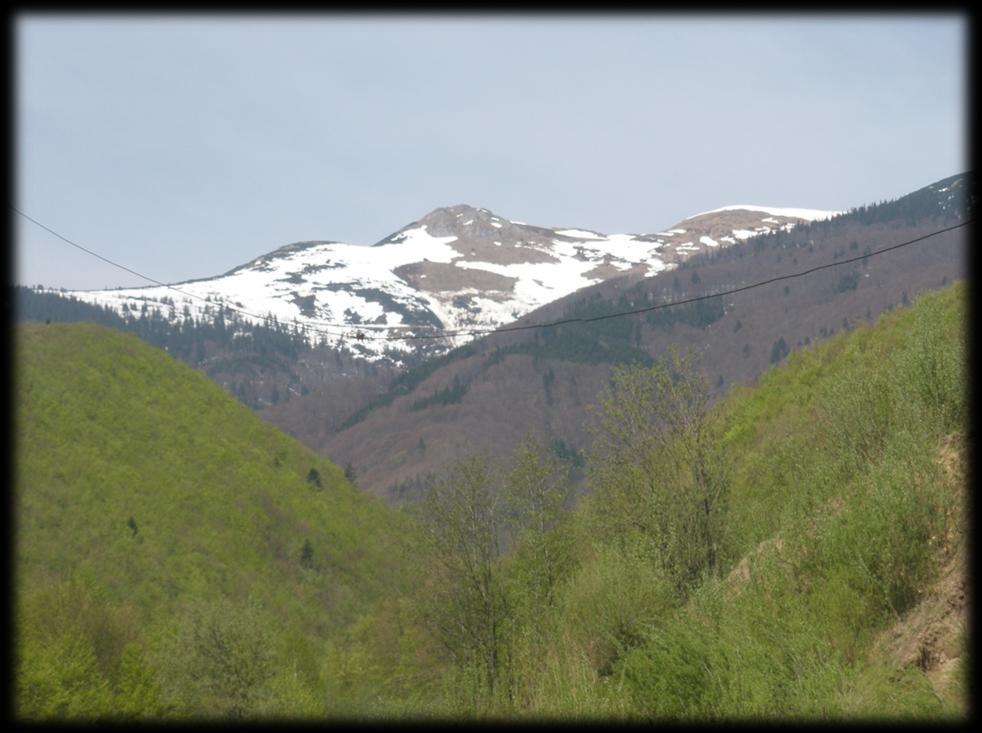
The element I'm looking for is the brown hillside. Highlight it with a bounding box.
[298,214,967,500]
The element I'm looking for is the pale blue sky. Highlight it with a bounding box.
[15,13,967,290]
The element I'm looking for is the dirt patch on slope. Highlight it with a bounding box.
[725,536,785,597]
[394,261,517,293]
[873,432,969,712]
[877,545,967,707]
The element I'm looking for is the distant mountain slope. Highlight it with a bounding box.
[14,322,418,718]
[14,284,398,415]
[54,203,839,365]
[305,173,971,500]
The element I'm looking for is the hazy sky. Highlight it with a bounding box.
[15,13,967,291]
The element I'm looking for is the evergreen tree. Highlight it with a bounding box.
[300,540,314,569]
[770,337,789,364]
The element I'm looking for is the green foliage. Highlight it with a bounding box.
[17,627,116,719]
[485,293,653,368]
[645,295,724,330]
[15,578,166,720]
[337,343,477,429]
[502,439,572,607]
[836,270,860,293]
[413,457,510,700]
[410,375,469,410]
[155,597,276,718]
[481,282,966,720]
[770,335,789,363]
[588,348,729,594]
[551,437,585,470]
[15,323,419,719]
[556,541,676,678]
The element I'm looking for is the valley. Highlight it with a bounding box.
[14,171,971,721]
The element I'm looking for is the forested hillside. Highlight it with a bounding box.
[14,323,418,718]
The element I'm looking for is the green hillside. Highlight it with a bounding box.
[324,282,968,720]
[14,323,420,719]
[14,280,969,721]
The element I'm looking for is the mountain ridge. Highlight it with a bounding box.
[291,174,970,499]
[54,202,840,365]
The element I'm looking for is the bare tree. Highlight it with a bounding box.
[414,456,508,698]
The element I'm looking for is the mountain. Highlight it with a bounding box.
[291,173,971,500]
[13,322,421,718]
[53,203,839,365]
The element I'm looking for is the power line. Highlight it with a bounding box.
[14,205,970,343]
[13,206,351,339]
[484,219,972,335]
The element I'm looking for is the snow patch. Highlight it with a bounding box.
[555,228,604,240]
[686,204,842,221]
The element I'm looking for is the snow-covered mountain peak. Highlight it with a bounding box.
[60,202,837,365]
[377,204,520,245]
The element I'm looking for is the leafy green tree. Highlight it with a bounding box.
[155,597,275,718]
[503,437,571,606]
[589,347,729,594]
[112,643,167,718]
[17,629,114,719]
